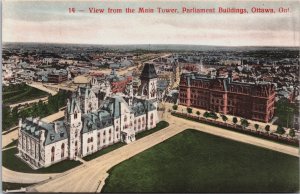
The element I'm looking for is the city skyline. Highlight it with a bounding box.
[3,1,300,46]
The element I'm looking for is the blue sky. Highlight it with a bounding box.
[3,0,299,46]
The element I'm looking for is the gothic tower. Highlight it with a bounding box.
[65,96,82,159]
[139,63,158,107]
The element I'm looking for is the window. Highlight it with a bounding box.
[51,146,55,162]
[74,112,78,119]
[87,147,89,153]
[61,143,65,158]
[91,137,93,142]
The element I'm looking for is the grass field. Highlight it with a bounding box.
[83,121,169,161]
[83,142,126,161]
[103,129,299,193]
[135,121,169,140]
[2,147,81,173]
[2,182,32,191]
[3,84,48,105]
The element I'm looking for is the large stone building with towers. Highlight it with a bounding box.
[17,63,159,169]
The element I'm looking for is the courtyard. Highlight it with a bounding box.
[103,129,299,193]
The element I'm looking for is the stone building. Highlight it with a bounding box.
[17,63,159,169]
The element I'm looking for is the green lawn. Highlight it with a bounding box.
[83,142,126,161]
[2,182,32,191]
[3,139,18,149]
[103,129,299,193]
[2,147,82,173]
[135,121,169,140]
[83,121,169,161]
[3,84,49,105]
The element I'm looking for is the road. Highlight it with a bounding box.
[27,82,58,96]
[9,96,48,109]
[31,111,299,192]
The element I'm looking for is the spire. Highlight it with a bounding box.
[140,63,157,80]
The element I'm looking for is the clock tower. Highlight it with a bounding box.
[139,63,158,107]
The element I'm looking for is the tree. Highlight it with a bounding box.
[276,125,286,135]
[172,104,178,111]
[289,129,296,138]
[187,107,193,114]
[203,112,210,118]
[196,111,201,117]
[221,115,228,123]
[232,117,238,125]
[241,119,249,128]
[254,124,259,131]
[265,125,270,133]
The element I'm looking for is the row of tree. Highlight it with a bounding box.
[172,105,296,138]
[3,91,70,131]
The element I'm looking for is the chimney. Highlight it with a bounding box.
[54,122,59,133]
[40,130,46,143]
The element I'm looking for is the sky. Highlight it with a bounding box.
[3,0,300,46]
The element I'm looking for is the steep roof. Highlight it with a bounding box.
[21,118,68,146]
[140,63,157,79]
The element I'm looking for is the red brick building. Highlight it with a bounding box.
[179,73,276,123]
[107,70,133,93]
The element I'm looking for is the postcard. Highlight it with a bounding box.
[2,0,299,193]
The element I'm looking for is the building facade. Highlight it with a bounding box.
[17,63,159,169]
[179,72,275,123]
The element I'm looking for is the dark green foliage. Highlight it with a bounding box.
[203,111,218,119]
[103,129,299,193]
[241,119,249,128]
[276,126,286,135]
[289,129,296,137]
[186,107,193,114]
[2,90,69,131]
[83,142,126,161]
[135,121,169,140]
[172,105,178,110]
[254,124,259,130]
[265,125,270,132]
[221,115,228,122]
[232,117,238,124]
[3,83,48,105]
[2,147,81,173]
[196,111,200,116]
[2,182,32,191]
[275,98,299,128]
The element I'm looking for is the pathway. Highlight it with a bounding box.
[9,96,48,109]
[27,82,57,96]
[31,112,299,192]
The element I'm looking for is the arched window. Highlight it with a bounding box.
[61,143,65,158]
[51,146,55,162]
[74,112,78,119]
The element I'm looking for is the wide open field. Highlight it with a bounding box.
[103,129,299,193]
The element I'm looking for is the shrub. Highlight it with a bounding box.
[232,117,238,124]
[172,105,178,111]
[187,107,193,114]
